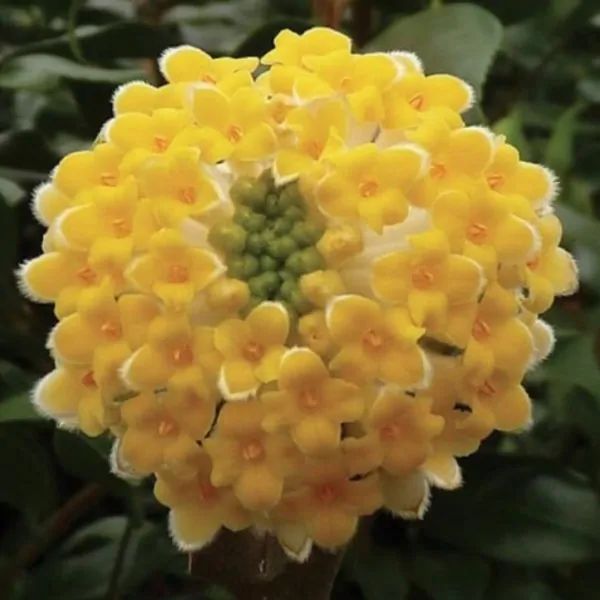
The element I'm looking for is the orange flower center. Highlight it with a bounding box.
[300,389,319,409]
[408,93,425,111]
[411,266,434,289]
[76,266,97,284]
[179,187,196,205]
[153,135,169,152]
[363,329,383,350]
[227,125,243,143]
[157,419,178,437]
[526,256,540,270]
[430,163,446,180]
[270,102,287,124]
[380,422,400,440]
[315,483,340,504]
[167,264,189,283]
[81,370,96,388]
[340,76,353,93]
[101,320,122,339]
[243,342,264,363]
[478,380,498,397]
[112,217,130,237]
[100,171,118,186]
[172,344,194,365]
[198,481,218,502]
[467,222,489,244]
[306,140,323,160]
[242,440,264,461]
[472,319,491,341]
[486,173,505,190]
[201,72,217,84]
[358,179,379,198]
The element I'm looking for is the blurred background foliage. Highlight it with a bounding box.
[0,0,599,598]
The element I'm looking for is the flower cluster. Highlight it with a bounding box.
[19,27,577,560]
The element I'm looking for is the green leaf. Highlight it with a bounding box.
[447,0,547,24]
[0,197,17,281]
[555,203,600,254]
[0,54,144,90]
[344,543,409,600]
[0,428,58,524]
[492,107,533,161]
[364,4,503,96]
[0,176,24,207]
[543,101,588,177]
[0,392,41,422]
[486,565,562,600]
[409,547,491,600]
[423,454,600,564]
[579,77,600,103]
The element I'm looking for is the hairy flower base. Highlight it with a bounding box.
[21,26,577,561]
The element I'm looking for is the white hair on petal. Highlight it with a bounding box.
[109,438,146,481]
[31,181,54,226]
[111,80,155,113]
[168,510,220,552]
[388,51,423,74]
[158,44,199,80]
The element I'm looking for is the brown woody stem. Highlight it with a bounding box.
[189,529,345,600]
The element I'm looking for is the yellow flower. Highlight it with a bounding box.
[34,366,120,436]
[189,85,277,163]
[261,27,351,67]
[485,139,558,210]
[431,188,539,267]
[316,143,427,232]
[204,400,302,511]
[155,450,252,550]
[137,146,225,226]
[299,270,346,307]
[118,391,207,476]
[274,454,382,549]
[112,81,185,115]
[121,312,221,392]
[261,347,363,456]
[214,301,289,400]
[316,224,363,268]
[365,390,444,476]
[126,228,225,309]
[31,183,71,226]
[273,100,347,184]
[327,295,429,388]
[382,71,473,130]
[160,45,258,84]
[372,229,484,327]
[297,310,334,356]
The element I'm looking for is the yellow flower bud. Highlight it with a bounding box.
[299,270,345,307]
[297,310,333,356]
[205,277,250,315]
[316,224,363,267]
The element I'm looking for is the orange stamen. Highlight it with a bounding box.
[467,222,489,244]
[200,73,217,84]
[100,172,118,186]
[340,76,352,93]
[300,389,319,409]
[306,140,323,160]
[242,440,263,461]
[411,266,434,289]
[243,342,264,363]
[227,125,243,143]
[179,187,196,205]
[472,319,491,341]
[380,423,400,440]
[76,266,96,284]
[167,264,189,283]
[158,420,177,436]
[408,93,425,111]
[112,218,130,237]
[316,484,339,504]
[363,329,383,350]
[358,180,379,198]
[478,380,498,397]
[487,173,505,190]
[172,344,194,365]
[101,321,122,339]
[526,256,540,270]
[81,371,96,388]
[199,481,218,501]
[430,163,446,180]
[154,135,169,152]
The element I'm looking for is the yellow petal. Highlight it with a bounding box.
[214,319,251,358]
[491,215,538,263]
[232,123,277,162]
[292,416,340,457]
[234,464,283,511]
[255,346,285,383]
[491,385,532,431]
[113,81,158,114]
[380,471,429,518]
[307,510,357,549]
[19,252,77,302]
[32,183,70,226]
[118,294,160,350]
[121,345,173,390]
[218,359,259,400]
[247,301,290,347]
[443,127,494,176]
[49,314,97,364]
[57,205,101,251]
[423,453,462,490]
[379,345,429,388]
[33,368,82,420]
[169,505,221,551]
[190,86,231,131]
[424,74,473,112]
[326,295,381,345]
[445,255,484,303]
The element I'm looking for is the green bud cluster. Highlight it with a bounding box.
[209,172,326,318]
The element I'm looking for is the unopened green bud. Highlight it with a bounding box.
[273,217,293,235]
[208,222,246,254]
[279,269,296,283]
[233,207,266,232]
[284,205,305,222]
[248,272,280,297]
[264,193,284,217]
[269,236,298,260]
[279,182,303,208]
[246,232,267,256]
[285,247,325,275]
[280,279,298,302]
[290,221,325,247]
[241,254,260,279]
[289,288,312,314]
[258,170,275,193]
[260,255,279,272]
[227,257,245,279]
[230,177,267,210]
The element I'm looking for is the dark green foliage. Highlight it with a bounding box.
[0,0,599,599]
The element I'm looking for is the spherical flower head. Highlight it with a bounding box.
[20,26,577,559]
